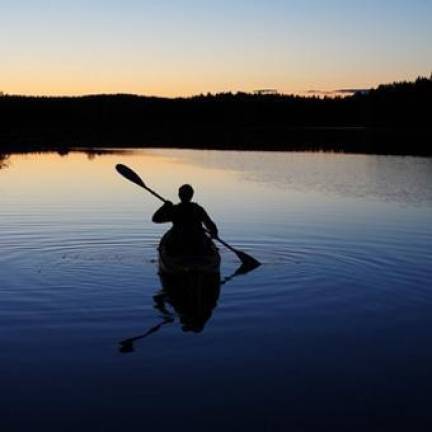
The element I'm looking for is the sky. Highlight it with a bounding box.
[1,0,431,97]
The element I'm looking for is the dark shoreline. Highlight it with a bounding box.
[1,76,431,156]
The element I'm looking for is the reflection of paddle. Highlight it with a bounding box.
[119,317,174,353]
[115,163,260,269]
[220,262,258,285]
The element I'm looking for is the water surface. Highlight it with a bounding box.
[1,150,432,431]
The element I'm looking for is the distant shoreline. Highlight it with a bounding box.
[1,76,431,156]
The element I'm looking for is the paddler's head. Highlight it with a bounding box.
[178,184,194,202]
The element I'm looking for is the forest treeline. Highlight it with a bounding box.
[0,75,431,155]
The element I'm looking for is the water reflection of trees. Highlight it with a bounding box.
[0,153,9,169]
[0,149,133,170]
[54,149,131,159]
[56,149,127,159]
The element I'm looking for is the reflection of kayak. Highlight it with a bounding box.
[158,229,221,274]
[119,269,221,352]
[158,270,221,332]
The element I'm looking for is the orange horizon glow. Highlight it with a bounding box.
[1,69,428,98]
[2,2,431,99]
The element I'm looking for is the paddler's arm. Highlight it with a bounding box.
[200,208,218,238]
[152,201,174,223]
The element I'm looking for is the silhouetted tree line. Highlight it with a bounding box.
[0,75,431,155]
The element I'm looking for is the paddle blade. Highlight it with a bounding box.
[115,164,146,188]
[235,250,261,270]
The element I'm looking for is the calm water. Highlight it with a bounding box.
[1,149,432,431]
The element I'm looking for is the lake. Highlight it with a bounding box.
[1,149,432,431]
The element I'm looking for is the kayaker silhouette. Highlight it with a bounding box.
[152,184,218,256]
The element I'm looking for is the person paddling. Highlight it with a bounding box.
[152,184,218,255]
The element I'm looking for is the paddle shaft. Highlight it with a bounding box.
[212,235,237,252]
[142,184,168,203]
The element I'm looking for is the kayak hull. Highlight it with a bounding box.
[158,230,221,274]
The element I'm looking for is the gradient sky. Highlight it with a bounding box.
[1,0,431,96]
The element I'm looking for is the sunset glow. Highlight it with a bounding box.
[2,0,431,97]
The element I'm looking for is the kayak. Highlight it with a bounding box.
[158,229,221,274]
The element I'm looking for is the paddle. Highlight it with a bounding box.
[115,163,260,269]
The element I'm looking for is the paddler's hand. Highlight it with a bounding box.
[163,200,173,207]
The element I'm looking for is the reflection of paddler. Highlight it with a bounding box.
[156,271,221,333]
[118,260,258,352]
[118,271,221,352]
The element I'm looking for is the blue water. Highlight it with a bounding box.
[1,150,432,431]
